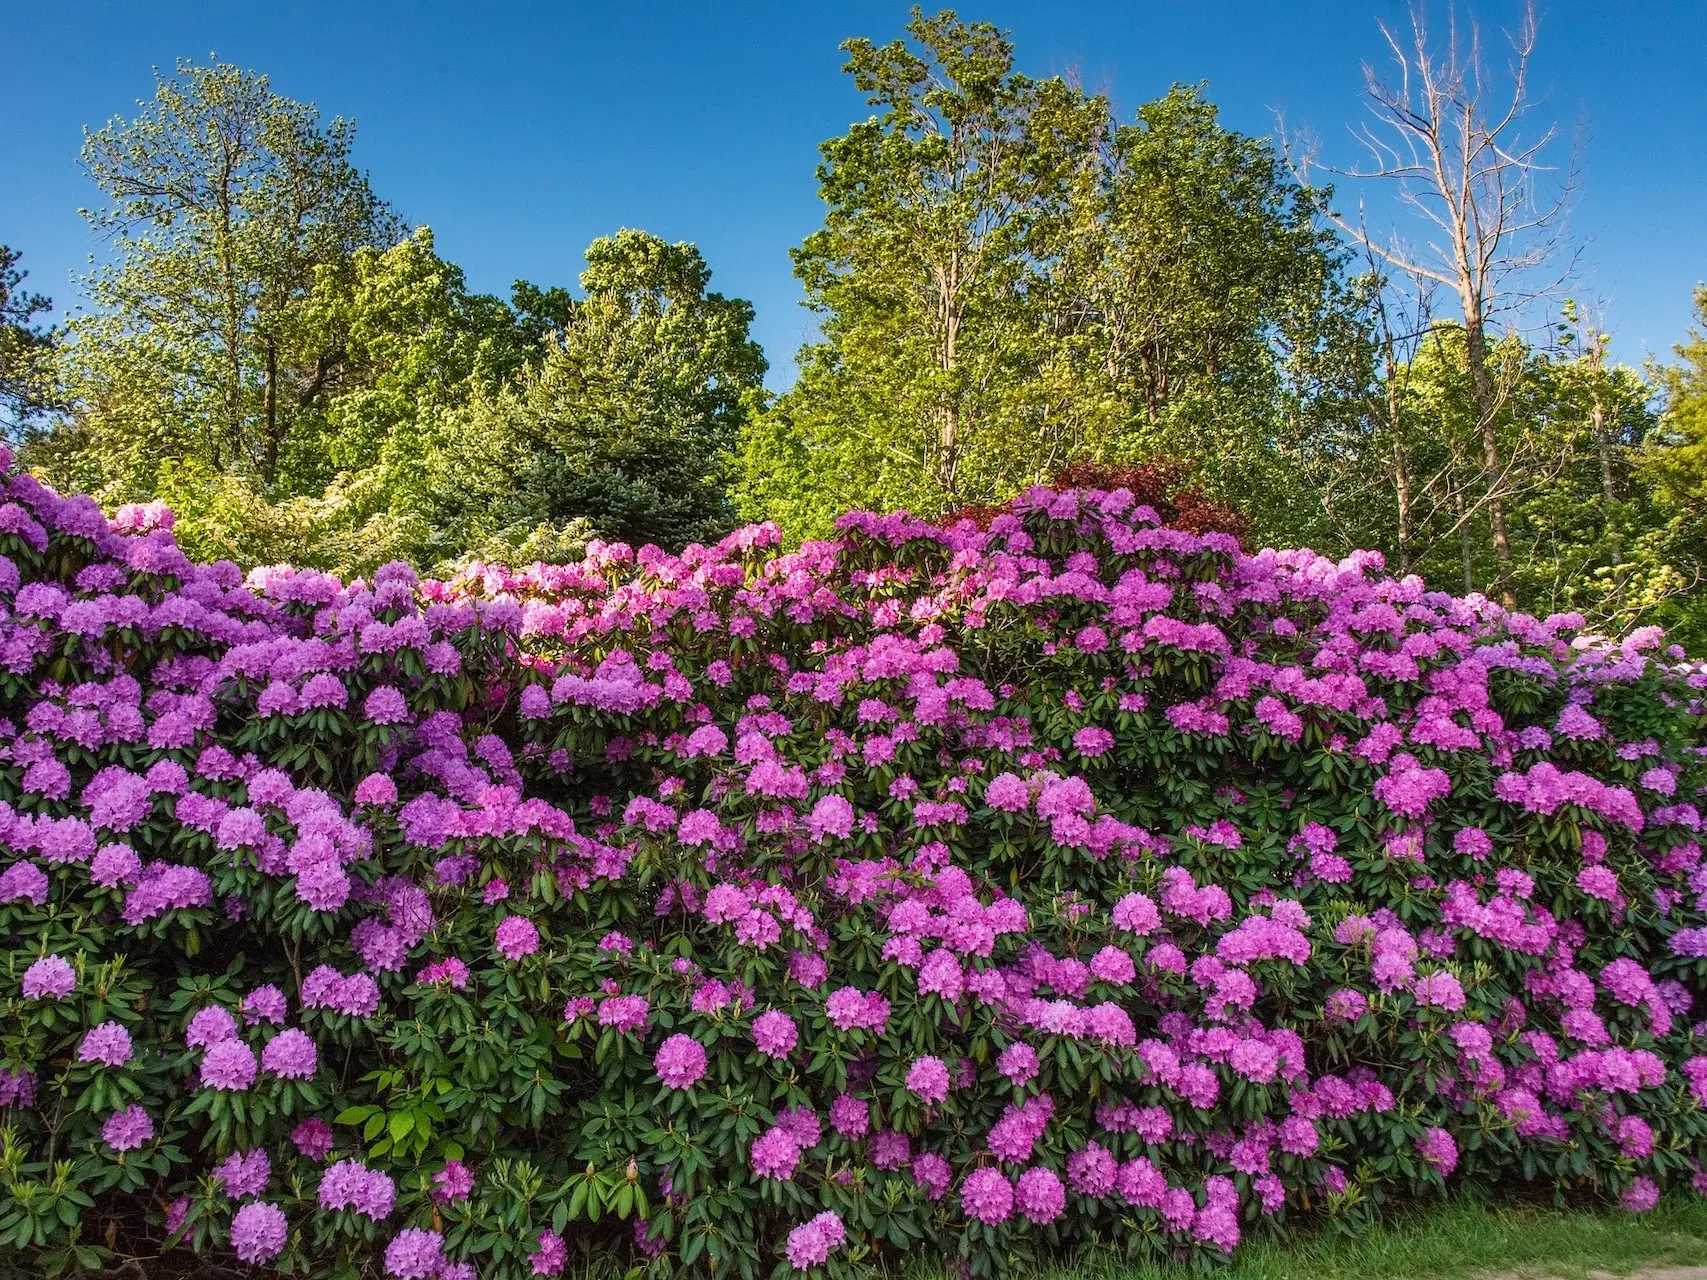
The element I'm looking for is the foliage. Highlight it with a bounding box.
[946,460,1251,545]
[1641,288,1707,649]
[32,62,765,579]
[57,59,403,498]
[15,17,1706,640]
[738,10,1360,543]
[1067,87,1364,545]
[417,230,767,568]
[100,227,528,573]
[3,456,1707,1279]
[1295,312,1700,648]
[0,246,57,436]
[740,7,1106,534]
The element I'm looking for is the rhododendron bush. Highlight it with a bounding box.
[4,452,1707,1279]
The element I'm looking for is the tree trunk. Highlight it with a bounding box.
[1451,454,1475,594]
[1382,331,1413,575]
[936,249,963,498]
[1591,389,1631,609]
[1460,296,1515,605]
[1592,394,1620,564]
[263,336,279,485]
[1392,427,1413,576]
[938,401,960,495]
[216,148,240,475]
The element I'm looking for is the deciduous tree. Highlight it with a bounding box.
[1291,2,1577,603]
[60,60,402,498]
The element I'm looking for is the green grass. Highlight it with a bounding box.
[913,1197,1707,1280]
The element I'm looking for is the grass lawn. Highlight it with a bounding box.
[928,1196,1707,1280]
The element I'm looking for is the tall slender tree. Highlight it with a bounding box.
[743,9,1107,531]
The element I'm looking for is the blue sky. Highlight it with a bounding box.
[4,1,1703,389]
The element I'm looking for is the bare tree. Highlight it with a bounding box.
[1288,1,1578,604]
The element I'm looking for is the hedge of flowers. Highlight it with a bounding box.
[2,449,1707,1279]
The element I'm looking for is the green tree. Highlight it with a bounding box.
[1640,286,1707,644]
[0,245,57,437]
[138,227,529,571]
[1072,86,1365,543]
[741,8,1106,536]
[420,229,766,564]
[1649,287,1707,510]
[740,11,1363,544]
[1299,303,1690,638]
[51,60,402,501]
[1496,321,1668,626]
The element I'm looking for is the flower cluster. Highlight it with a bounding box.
[1,455,1706,1278]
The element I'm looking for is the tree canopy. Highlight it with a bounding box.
[417,230,767,566]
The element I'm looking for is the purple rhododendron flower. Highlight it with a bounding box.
[1016,1166,1066,1224]
[200,1040,258,1091]
[962,1168,1014,1225]
[1416,1127,1458,1177]
[102,1104,153,1152]
[785,1211,845,1269]
[750,1127,801,1181]
[433,1159,476,1203]
[529,1229,567,1276]
[384,1227,445,1278]
[913,1151,952,1199]
[906,1055,951,1104]
[354,772,399,805]
[0,861,49,905]
[186,1005,238,1048]
[1621,1176,1661,1213]
[318,1159,396,1220]
[364,686,411,725]
[998,1042,1040,1086]
[261,1028,318,1079]
[752,1010,798,1058]
[215,1148,271,1199]
[77,1021,133,1068]
[20,955,73,1000]
[1073,726,1114,757]
[654,1033,707,1089]
[829,1093,869,1138]
[241,984,288,1025]
[230,1202,288,1264]
[291,1118,335,1161]
[494,915,540,960]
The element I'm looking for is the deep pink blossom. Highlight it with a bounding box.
[654,1034,708,1089]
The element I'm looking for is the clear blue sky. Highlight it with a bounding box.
[4,1,1703,389]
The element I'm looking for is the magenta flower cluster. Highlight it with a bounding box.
[1,452,1706,1275]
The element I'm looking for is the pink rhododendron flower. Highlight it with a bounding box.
[906,1055,951,1104]
[654,1034,707,1089]
[494,915,540,960]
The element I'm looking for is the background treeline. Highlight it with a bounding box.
[3,9,1706,642]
